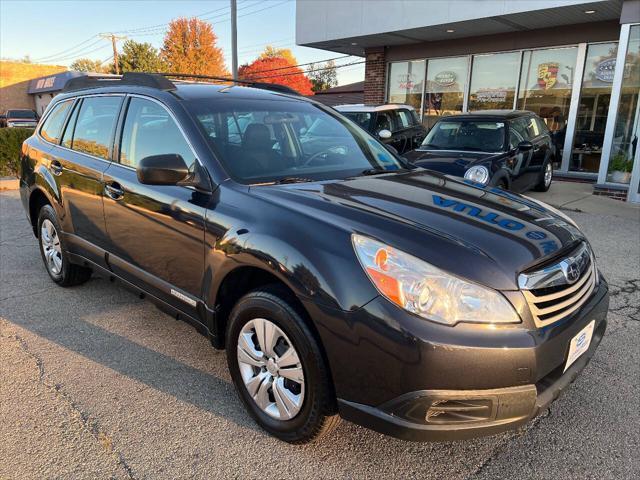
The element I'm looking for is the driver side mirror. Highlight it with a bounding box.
[378,129,392,140]
[137,154,189,186]
[517,140,534,151]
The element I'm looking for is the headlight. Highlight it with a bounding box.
[464,165,490,184]
[352,234,519,326]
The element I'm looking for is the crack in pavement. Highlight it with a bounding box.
[607,279,640,323]
[2,330,137,480]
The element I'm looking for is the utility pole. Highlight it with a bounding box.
[230,0,238,81]
[99,33,127,75]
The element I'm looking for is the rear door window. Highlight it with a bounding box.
[40,100,73,144]
[69,96,123,160]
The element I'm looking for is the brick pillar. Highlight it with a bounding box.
[364,47,386,105]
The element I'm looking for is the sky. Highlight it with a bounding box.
[0,0,365,86]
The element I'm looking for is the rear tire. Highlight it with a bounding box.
[226,285,340,443]
[37,205,92,287]
[534,159,553,192]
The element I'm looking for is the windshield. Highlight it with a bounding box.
[422,120,506,153]
[188,98,404,184]
[7,109,36,119]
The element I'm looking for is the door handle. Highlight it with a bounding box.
[104,182,125,201]
[50,160,63,176]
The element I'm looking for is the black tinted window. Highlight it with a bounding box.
[40,100,72,143]
[70,96,122,159]
[8,109,36,119]
[61,101,80,149]
[120,98,195,169]
[397,110,412,129]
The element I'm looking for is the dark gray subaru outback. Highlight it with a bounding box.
[19,73,608,443]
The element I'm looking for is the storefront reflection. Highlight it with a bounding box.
[570,42,619,173]
[607,25,639,184]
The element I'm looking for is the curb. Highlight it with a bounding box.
[0,177,19,191]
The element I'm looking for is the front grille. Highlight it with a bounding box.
[520,243,597,328]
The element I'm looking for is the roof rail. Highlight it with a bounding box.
[156,72,301,96]
[62,71,299,96]
[63,72,176,92]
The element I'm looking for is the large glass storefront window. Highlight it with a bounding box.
[607,25,639,184]
[468,52,520,111]
[423,56,469,128]
[570,42,619,173]
[387,60,425,114]
[518,47,579,163]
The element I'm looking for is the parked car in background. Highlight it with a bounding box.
[20,74,607,444]
[335,104,426,154]
[405,111,554,193]
[2,109,39,128]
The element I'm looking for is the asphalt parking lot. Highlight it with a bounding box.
[1,188,638,479]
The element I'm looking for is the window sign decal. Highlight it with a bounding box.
[537,63,559,90]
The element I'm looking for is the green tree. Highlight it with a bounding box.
[307,60,337,92]
[70,58,106,73]
[119,40,165,73]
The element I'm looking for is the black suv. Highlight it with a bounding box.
[20,73,608,444]
[406,111,555,192]
[335,104,427,154]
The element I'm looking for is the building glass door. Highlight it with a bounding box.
[423,56,469,129]
[607,25,639,185]
[468,51,521,111]
[570,42,619,173]
[517,47,579,166]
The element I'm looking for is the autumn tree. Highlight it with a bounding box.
[239,56,313,95]
[307,60,338,92]
[259,45,297,65]
[70,58,106,73]
[119,40,165,73]
[161,17,228,76]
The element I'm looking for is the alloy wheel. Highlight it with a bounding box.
[544,162,553,187]
[40,219,63,275]
[236,318,305,420]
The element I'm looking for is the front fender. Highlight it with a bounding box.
[206,229,379,312]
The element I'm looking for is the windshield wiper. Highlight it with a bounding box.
[422,143,441,149]
[272,176,314,185]
[360,168,391,176]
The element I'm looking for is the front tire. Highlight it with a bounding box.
[37,205,92,286]
[226,285,340,443]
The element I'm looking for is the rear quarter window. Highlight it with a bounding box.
[40,100,73,144]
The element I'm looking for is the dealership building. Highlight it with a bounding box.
[297,0,640,202]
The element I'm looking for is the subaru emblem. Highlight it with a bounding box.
[565,262,580,283]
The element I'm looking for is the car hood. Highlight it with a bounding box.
[251,170,585,290]
[405,149,500,176]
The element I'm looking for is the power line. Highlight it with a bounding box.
[242,60,366,81]
[242,55,354,75]
[32,37,101,62]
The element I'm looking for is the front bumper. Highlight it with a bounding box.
[304,277,609,442]
[337,316,605,441]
